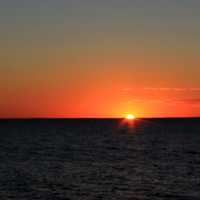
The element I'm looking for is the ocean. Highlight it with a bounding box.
[0,118,200,200]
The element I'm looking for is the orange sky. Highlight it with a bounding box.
[1,1,200,118]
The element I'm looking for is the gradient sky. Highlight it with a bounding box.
[1,0,200,118]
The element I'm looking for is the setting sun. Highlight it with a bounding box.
[125,114,136,120]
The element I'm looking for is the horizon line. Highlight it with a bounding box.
[0,116,200,120]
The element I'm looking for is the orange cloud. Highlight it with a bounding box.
[144,87,200,92]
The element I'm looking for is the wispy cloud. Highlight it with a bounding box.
[144,87,171,91]
[144,87,200,92]
[122,87,200,93]
[178,98,200,105]
[189,88,200,92]
[122,86,200,108]
[122,87,133,92]
[126,97,200,107]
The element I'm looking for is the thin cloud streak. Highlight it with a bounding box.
[122,87,133,92]
[128,97,200,107]
[144,87,200,92]
[122,87,200,93]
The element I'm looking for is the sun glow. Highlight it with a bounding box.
[125,114,136,120]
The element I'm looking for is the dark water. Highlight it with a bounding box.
[0,118,200,200]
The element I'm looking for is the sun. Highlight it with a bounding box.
[125,114,136,120]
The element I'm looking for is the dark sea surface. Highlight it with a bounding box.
[0,118,200,200]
